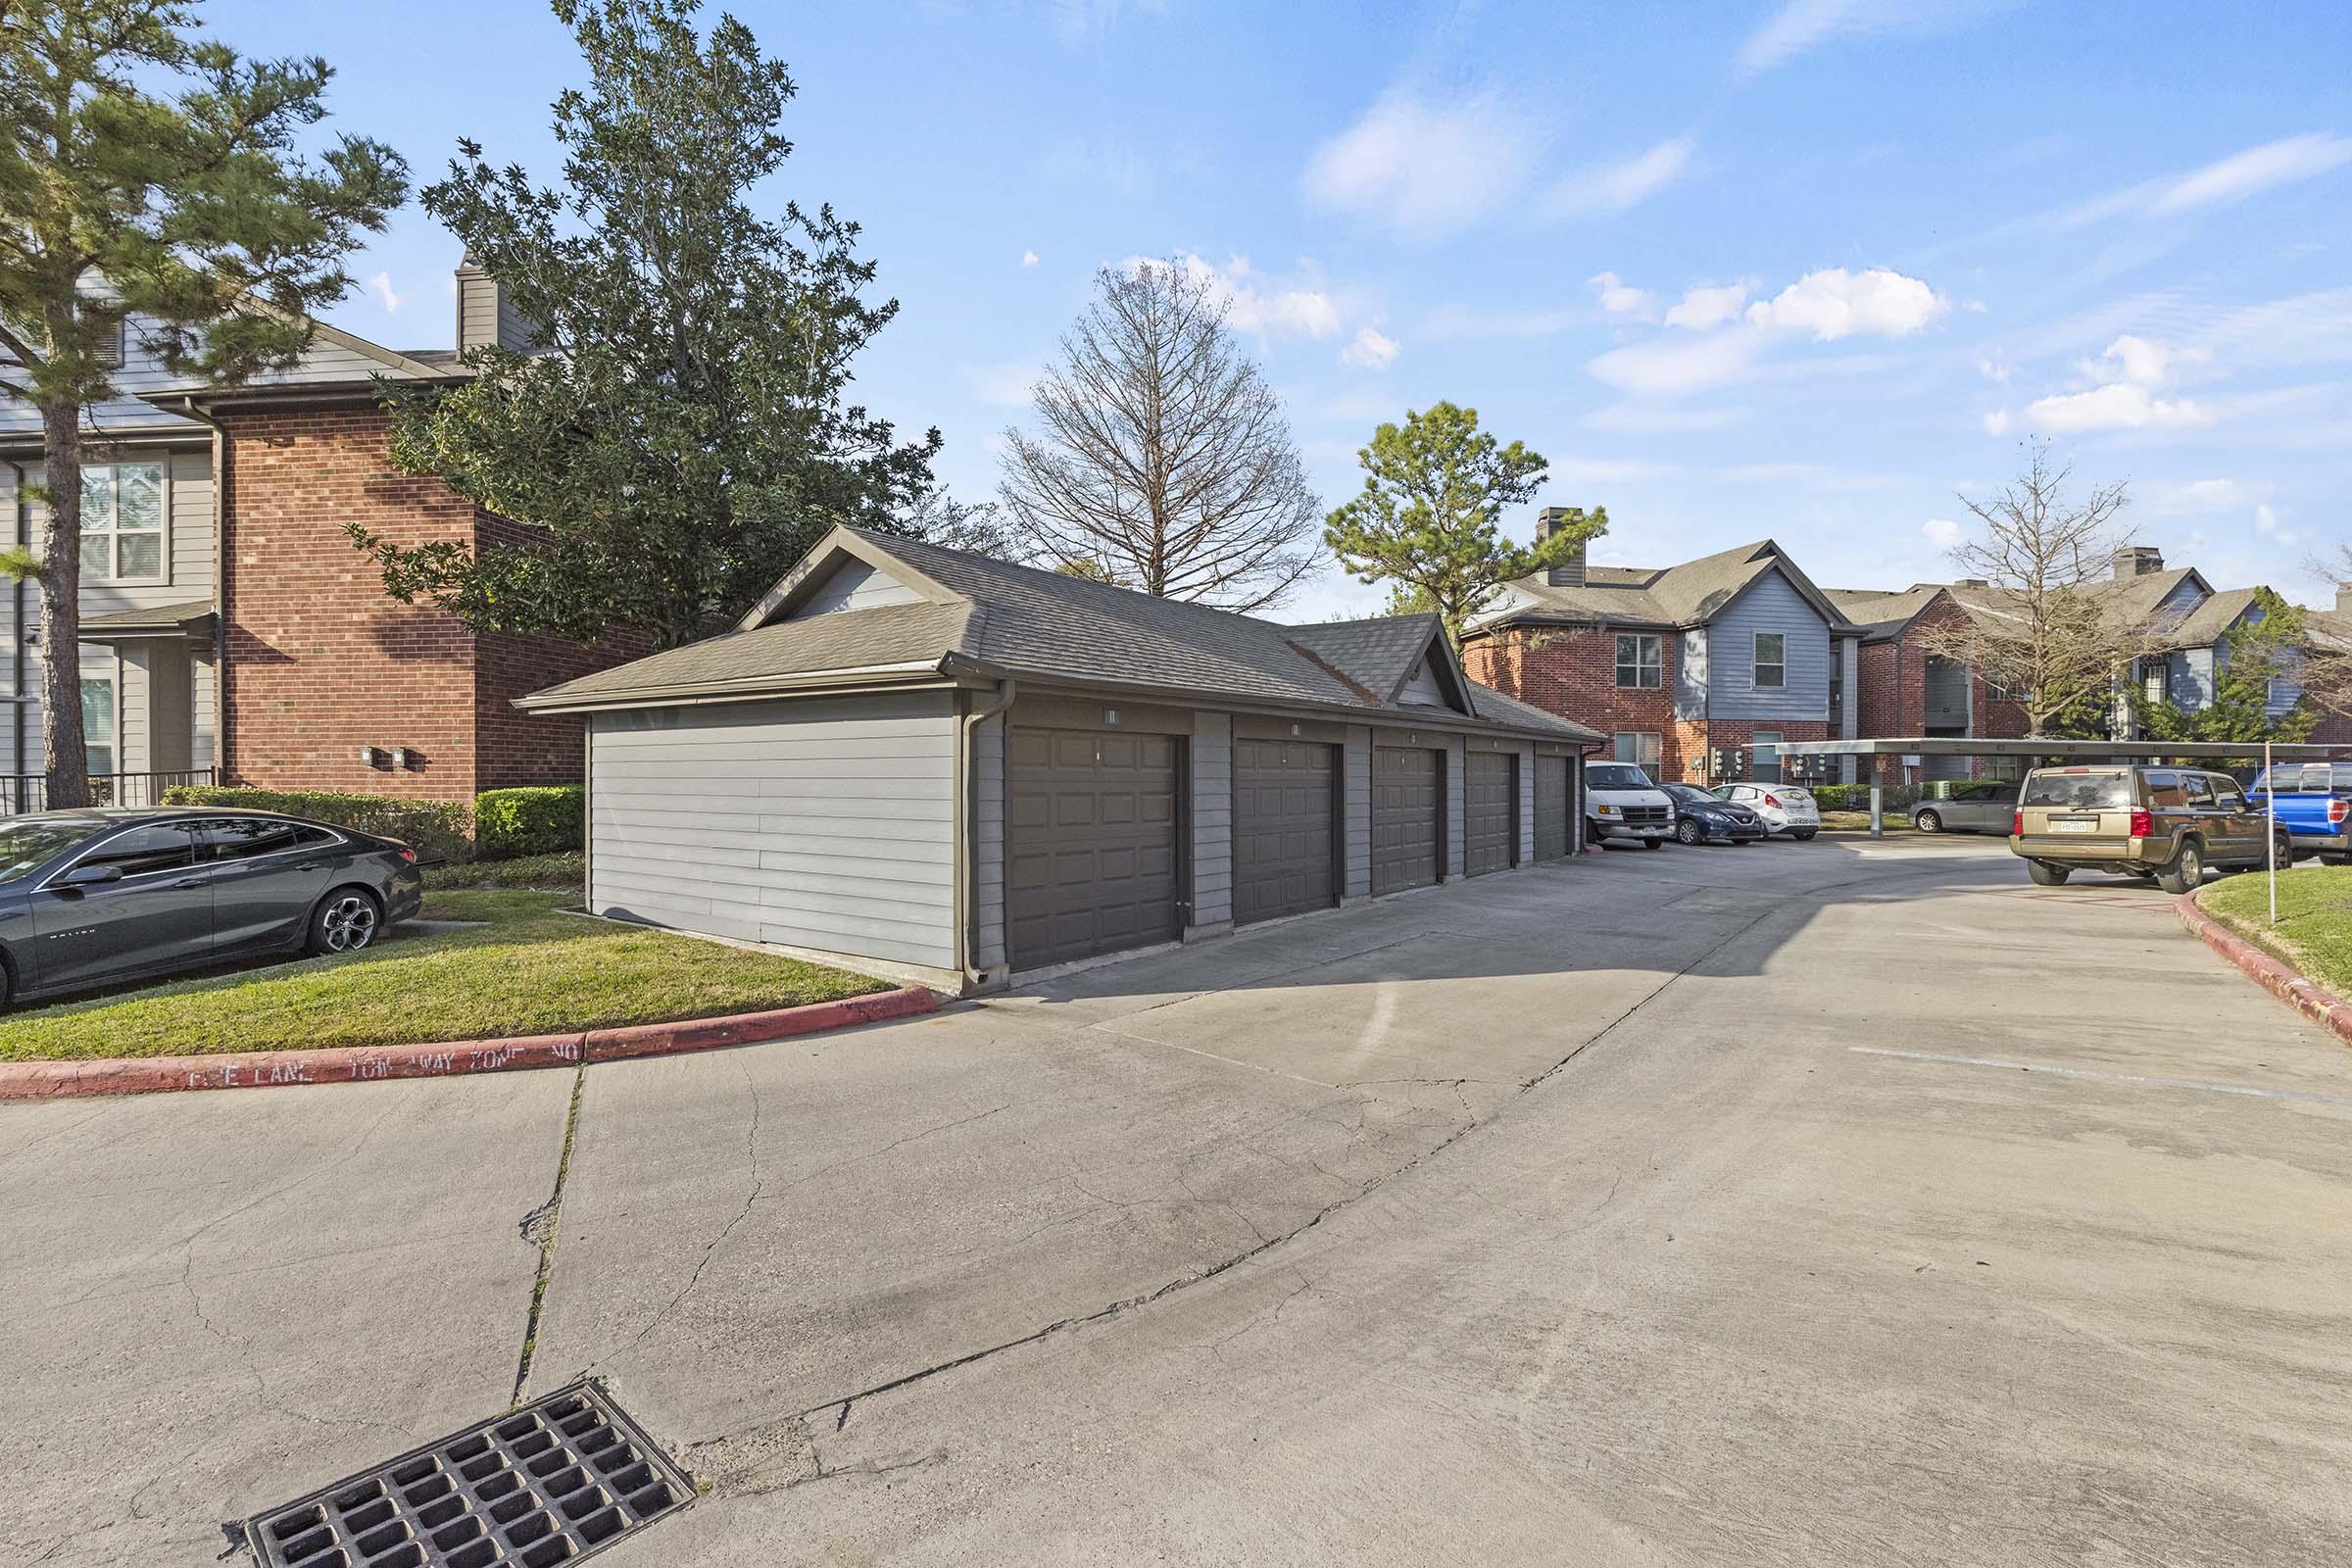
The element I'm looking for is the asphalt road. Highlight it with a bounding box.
[7,836,2352,1566]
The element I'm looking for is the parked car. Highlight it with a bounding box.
[1712,782,1821,840]
[2247,761,2352,863]
[2010,764,2290,892]
[0,808,424,1006]
[1660,783,1767,846]
[1585,762,1676,849]
[1912,780,2020,835]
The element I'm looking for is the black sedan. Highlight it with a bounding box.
[0,808,424,1006]
[1661,783,1768,846]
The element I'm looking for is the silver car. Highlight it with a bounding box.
[1911,780,2019,835]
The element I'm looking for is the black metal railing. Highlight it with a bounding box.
[0,767,218,815]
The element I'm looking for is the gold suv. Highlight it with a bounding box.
[2010,765,2289,893]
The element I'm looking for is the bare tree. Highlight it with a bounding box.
[2295,544,2352,718]
[1915,439,2171,738]
[999,261,1321,612]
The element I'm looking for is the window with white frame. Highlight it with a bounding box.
[80,463,165,583]
[81,674,117,776]
[1751,631,1786,689]
[2141,659,2169,706]
[1614,633,1662,689]
[1612,731,1661,767]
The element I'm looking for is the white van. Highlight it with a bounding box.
[1585,761,1677,849]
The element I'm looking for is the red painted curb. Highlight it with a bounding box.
[2174,893,2352,1046]
[0,985,939,1102]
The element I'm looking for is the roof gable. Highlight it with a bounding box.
[736,528,964,630]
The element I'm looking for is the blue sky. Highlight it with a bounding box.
[209,0,2352,618]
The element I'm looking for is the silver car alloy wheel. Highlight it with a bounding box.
[322,893,379,953]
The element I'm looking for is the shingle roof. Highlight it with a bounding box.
[2168,586,2261,648]
[1470,539,1860,634]
[1825,585,1945,641]
[522,529,1602,742]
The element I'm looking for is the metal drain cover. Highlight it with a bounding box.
[241,1380,692,1567]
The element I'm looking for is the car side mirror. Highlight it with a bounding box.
[56,863,123,889]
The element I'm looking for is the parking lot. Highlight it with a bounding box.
[8,835,2352,1565]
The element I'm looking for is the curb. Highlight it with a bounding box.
[2174,893,2352,1046]
[0,985,940,1102]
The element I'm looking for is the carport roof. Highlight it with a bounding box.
[520,528,1603,744]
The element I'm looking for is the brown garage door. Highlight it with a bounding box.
[1372,745,1443,894]
[1008,728,1181,969]
[1534,755,1572,859]
[1233,738,1337,925]
[1465,750,1515,876]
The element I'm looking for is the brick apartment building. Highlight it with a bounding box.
[0,267,627,806]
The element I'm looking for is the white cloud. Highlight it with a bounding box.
[1541,136,1696,219]
[2255,503,2300,546]
[1736,0,2017,77]
[1982,409,2013,435]
[1127,253,1343,340]
[1021,249,1040,268]
[1341,324,1399,370]
[1977,356,2011,384]
[1582,403,1750,433]
[1587,329,1764,398]
[1589,271,1656,319]
[1302,88,1537,239]
[1922,516,1965,549]
[2151,133,2352,216]
[1550,457,1674,485]
[1744,268,1947,340]
[2016,333,2214,432]
[1419,302,1583,339]
[1665,280,1752,330]
[368,271,402,313]
[964,359,1042,408]
[2154,477,2259,514]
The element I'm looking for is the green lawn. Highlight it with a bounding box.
[424,850,584,892]
[1818,810,1914,834]
[2198,866,2352,997]
[0,889,888,1061]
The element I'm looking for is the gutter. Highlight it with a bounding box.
[5,455,24,784]
[956,676,1014,992]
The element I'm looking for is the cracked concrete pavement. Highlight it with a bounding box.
[7,837,2352,1564]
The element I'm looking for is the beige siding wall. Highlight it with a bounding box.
[587,691,961,970]
[1343,724,1372,898]
[973,709,1005,970]
[1190,710,1233,928]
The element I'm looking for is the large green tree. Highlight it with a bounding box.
[1322,402,1601,642]
[2137,588,2318,744]
[356,0,938,651]
[0,0,405,806]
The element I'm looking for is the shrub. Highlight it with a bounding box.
[160,786,475,863]
[474,786,586,858]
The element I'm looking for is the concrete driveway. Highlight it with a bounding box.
[8,837,2352,1565]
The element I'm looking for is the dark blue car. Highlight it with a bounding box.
[0,808,424,1007]
[2246,762,2352,864]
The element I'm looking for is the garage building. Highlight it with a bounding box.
[519,528,1599,994]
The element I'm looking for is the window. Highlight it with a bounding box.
[80,463,165,582]
[68,822,196,880]
[1752,729,1783,783]
[80,675,117,777]
[2140,659,2169,706]
[1614,633,1662,689]
[2022,770,2132,810]
[2208,776,2248,812]
[1588,762,1656,791]
[2146,771,2190,808]
[1752,632,1786,689]
[1612,731,1661,768]
[200,817,330,860]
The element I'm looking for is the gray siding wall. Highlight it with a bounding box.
[1923,656,1971,728]
[1399,657,1444,706]
[587,691,960,970]
[1674,627,1708,721]
[1444,734,1466,879]
[1516,745,1535,864]
[1343,724,1371,897]
[1838,639,1859,738]
[1707,569,1831,721]
[1191,710,1233,928]
[973,710,1005,969]
[795,558,923,616]
[2170,647,2215,710]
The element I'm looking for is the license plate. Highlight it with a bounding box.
[2052,819,2097,834]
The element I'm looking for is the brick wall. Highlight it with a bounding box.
[1855,598,2032,780]
[1465,625,1682,767]
[220,405,638,801]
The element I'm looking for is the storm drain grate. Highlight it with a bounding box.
[241,1380,692,1568]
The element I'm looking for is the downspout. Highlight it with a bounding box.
[956,676,1014,994]
[6,456,24,798]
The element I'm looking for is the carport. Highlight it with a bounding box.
[1771,737,2352,837]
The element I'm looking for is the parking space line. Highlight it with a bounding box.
[1849,1047,2352,1108]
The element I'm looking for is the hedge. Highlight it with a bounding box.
[474,786,585,858]
[159,786,476,864]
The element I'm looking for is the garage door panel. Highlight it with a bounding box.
[1233,739,1337,925]
[1008,726,1184,970]
[1372,746,1442,894]
[1465,751,1514,876]
[1535,755,1572,860]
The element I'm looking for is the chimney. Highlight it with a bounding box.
[2112,546,2164,579]
[453,262,539,355]
[1539,506,1588,589]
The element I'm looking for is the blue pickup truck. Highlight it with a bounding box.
[2247,761,2352,862]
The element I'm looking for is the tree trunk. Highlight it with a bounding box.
[37,401,88,810]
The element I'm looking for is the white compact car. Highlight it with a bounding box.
[1585,761,1677,849]
[1712,781,1821,840]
